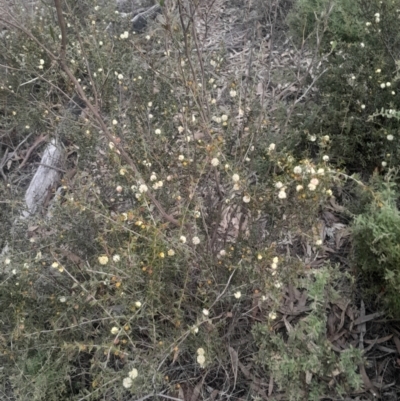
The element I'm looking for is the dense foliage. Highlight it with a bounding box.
[287,0,400,172]
[1,0,400,399]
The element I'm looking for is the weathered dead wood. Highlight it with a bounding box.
[22,138,64,218]
[1,96,84,262]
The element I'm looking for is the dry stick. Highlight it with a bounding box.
[177,0,211,141]
[199,0,218,44]
[23,316,126,337]
[235,0,257,159]
[0,149,9,180]
[18,134,48,170]
[169,0,222,247]
[176,0,225,251]
[76,378,119,401]
[236,32,255,164]
[252,0,277,172]
[52,0,180,227]
[189,1,208,116]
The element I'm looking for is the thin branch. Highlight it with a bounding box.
[294,68,329,105]
[210,268,237,309]
[53,0,67,61]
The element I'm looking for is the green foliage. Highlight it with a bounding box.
[253,266,363,401]
[352,174,400,316]
[286,0,400,173]
[287,0,363,47]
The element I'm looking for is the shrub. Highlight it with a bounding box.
[351,172,400,317]
[253,266,363,401]
[0,0,363,400]
[286,0,400,173]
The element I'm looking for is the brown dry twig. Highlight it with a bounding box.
[18,134,48,170]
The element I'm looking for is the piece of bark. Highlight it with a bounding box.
[22,138,64,218]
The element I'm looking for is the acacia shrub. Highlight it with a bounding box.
[286,0,400,172]
[0,0,364,400]
[352,174,400,317]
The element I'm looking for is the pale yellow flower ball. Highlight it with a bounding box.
[98,255,109,265]
[197,354,206,368]
[278,190,286,199]
[211,158,220,167]
[269,311,277,320]
[122,377,132,388]
[128,368,138,379]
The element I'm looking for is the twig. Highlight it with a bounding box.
[294,68,329,104]
[132,394,156,401]
[33,162,66,173]
[210,268,237,309]
[19,76,39,86]
[76,378,119,401]
[0,148,9,180]
[156,394,185,401]
[177,0,211,141]
[0,132,34,178]
[18,134,48,170]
